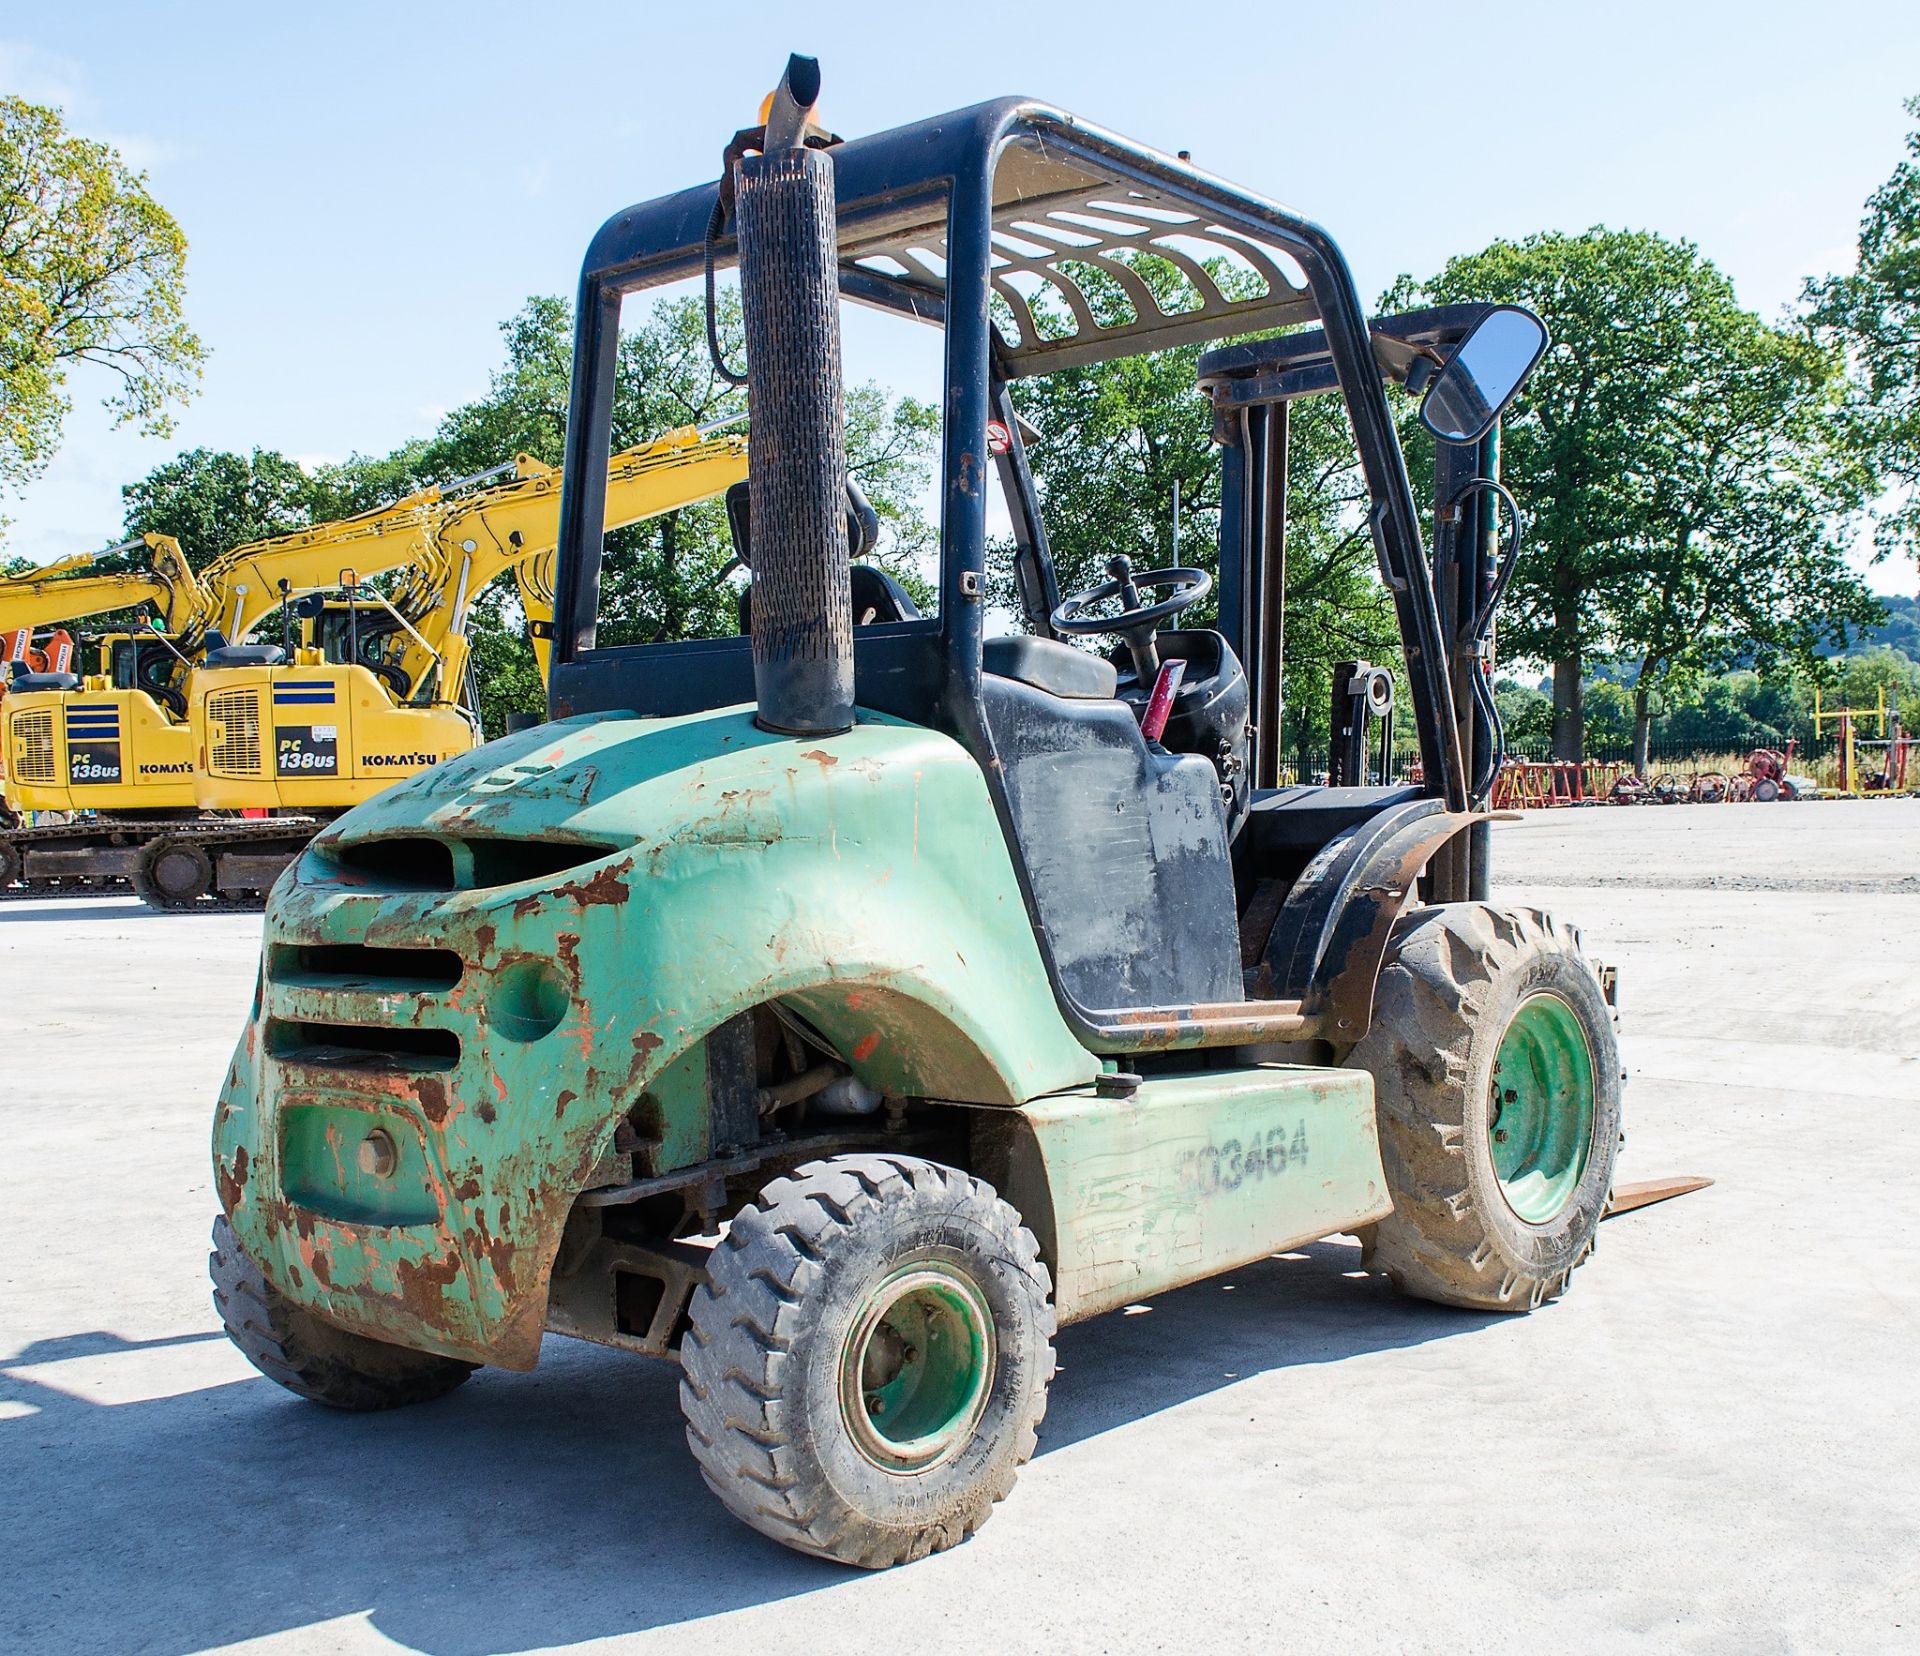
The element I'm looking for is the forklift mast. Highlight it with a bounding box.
[1198,309,1518,899]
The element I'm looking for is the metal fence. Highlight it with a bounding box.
[1279,736,1864,789]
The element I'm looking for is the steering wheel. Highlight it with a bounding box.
[1051,554,1210,681]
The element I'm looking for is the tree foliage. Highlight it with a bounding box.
[122,447,325,566]
[454,292,938,665]
[1391,229,1875,763]
[0,96,206,511]
[1808,96,1920,565]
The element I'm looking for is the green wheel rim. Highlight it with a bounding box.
[839,1262,995,1473]
[1488,991,1596,1223]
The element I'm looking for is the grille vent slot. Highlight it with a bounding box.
[270,944,463,991]
[11,710,55,784]
[321,836,620,892]
[267,1019,460,1072]
[207,688,264,776]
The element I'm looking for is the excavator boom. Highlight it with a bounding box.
[200,492,443,648]
[0,536,207,637]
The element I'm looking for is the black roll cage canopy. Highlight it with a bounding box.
[550,97,1477,811]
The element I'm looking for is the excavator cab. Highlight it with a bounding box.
[189,583,475,814]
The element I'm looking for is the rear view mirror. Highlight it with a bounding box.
[294,593,327,621]
[1419,306,1549,445]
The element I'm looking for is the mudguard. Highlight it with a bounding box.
[1258,797,1478,1041]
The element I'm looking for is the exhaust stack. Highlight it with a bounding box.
[735,54,854,736]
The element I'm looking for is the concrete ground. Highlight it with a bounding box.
[1,799,1915,1655]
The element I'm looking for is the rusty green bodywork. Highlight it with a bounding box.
[995,1067,1390,1324]
[213,705,1099,1368]
[212,702,1394,1369]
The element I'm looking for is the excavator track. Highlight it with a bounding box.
[0,817,323,912]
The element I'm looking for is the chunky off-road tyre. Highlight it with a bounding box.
[681,1154,1055,1568]
[210,1215,475,1410]
[1350,904,1621,1312]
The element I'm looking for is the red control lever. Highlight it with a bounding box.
[1141,658,1186,743]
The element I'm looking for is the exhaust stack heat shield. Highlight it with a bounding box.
[735,71,854,737]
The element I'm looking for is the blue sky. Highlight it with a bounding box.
[5,0,1917,593]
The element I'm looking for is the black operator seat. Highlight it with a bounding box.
[738,564,922,633]
[982,636,1118,700]
[978,630,1239,1011]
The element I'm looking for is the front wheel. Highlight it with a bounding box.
[681,1154,1055,1568]
[1350,904,1621,1312]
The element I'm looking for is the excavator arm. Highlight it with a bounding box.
[514,548,558,679]
[197,490,445,649]
[0,535,208,637]
[381,428,750,698]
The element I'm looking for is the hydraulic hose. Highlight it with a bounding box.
[1444,476,1525,801]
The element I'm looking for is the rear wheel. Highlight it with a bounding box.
[680,1154,1054,1568]
[1350,904,1621,1311]
[211,1215,474,1409]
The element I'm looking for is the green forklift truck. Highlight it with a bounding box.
[211,59,1620,1568]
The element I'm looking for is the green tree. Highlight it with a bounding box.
[1390,229,1874,764]
[1604,302,1876,773]
[1807,96,1920,566]
[120,446,325,567]
[423,291,938,723]
[1,96,207,517]
[1658,668,1812,754]
[1494,677,1553,752]
[1831,644,1920,716]
[1582,679,1636,751]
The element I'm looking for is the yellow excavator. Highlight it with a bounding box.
[0,536,210,840]
[0,485,450,894]
[2,428,750,905]
[142,427,750,906]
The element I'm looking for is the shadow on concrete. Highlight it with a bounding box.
[0,898,249,924]
[0,1240,1484,1655]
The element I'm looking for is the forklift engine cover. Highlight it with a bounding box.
[212,707,1115,1367]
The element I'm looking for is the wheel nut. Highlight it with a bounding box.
[358,1129,398,1179]
[1494,1128,1509,1144]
